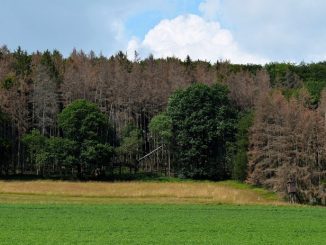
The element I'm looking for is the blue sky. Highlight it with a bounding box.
[1,0,326,64]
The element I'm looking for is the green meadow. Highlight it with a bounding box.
[0,180,325,244]
[0,204,325,245]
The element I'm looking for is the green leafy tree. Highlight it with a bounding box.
[167,83,236,179]
[46,137,78,171]
[23,133,77,177]
[149,113,173,175]
[229,111,253,181]
[22,129,47,175]
[116,124,142,172]
[58,99,109,143]
[58,99,114,176]
[81,140,114,170]
[149,113,172,144]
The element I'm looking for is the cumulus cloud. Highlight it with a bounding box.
[127,14,267,64]
[199,0,220,20]
[126,37,142,59]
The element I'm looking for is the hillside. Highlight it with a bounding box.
[0,47,325,205]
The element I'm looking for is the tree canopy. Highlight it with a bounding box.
[167,83,236,179]
[58,99,110,143]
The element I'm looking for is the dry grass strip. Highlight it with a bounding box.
[0,180,285,205]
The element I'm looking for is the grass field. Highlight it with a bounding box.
[0,180,325,244]
[0,204,325,244]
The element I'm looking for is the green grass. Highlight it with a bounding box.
[219,180,280,201]
[0,203,325,244]
[0,181,323,244]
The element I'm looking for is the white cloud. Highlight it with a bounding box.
[110,20,125,41]
[199,0,220,20]
[126,36,142,60]
[127,14,267,64]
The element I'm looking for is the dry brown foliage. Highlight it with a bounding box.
[248,91,326,204]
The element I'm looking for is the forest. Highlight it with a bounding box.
[0,46,325,205]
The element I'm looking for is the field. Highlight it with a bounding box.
[0,180,325,244]
[1,203,325,244]
[0,180,280,205]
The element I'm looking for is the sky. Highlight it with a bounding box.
[1,0,326,64]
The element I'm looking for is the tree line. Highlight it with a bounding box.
[0,46,325,204]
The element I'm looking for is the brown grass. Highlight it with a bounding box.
[0,180,285,205]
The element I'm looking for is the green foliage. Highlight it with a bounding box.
[219,180,279,200]
[266,62,326,105]
[12,46,32,76]
[294,62,326,82]
[149,113,172,144]
[281,88,301,100]
[265,63,297,87]
[58,99,110,143]
[229,64,263,75]
[115,51,132,72]
[22,129,46,150]
[22,100,115,176]
[81,140,114,167]
[34,151,48,169]
[117,124,142,163]
[23,130,78,170]
[46,137,78,168]
[1,73,15,90]
[41,50,60,81]
[305,80,326,105]
[22,129,47,168]
[57,100,114,174]
[229,112,254,181]
[121,123,140,139]
[167,83,236,179]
